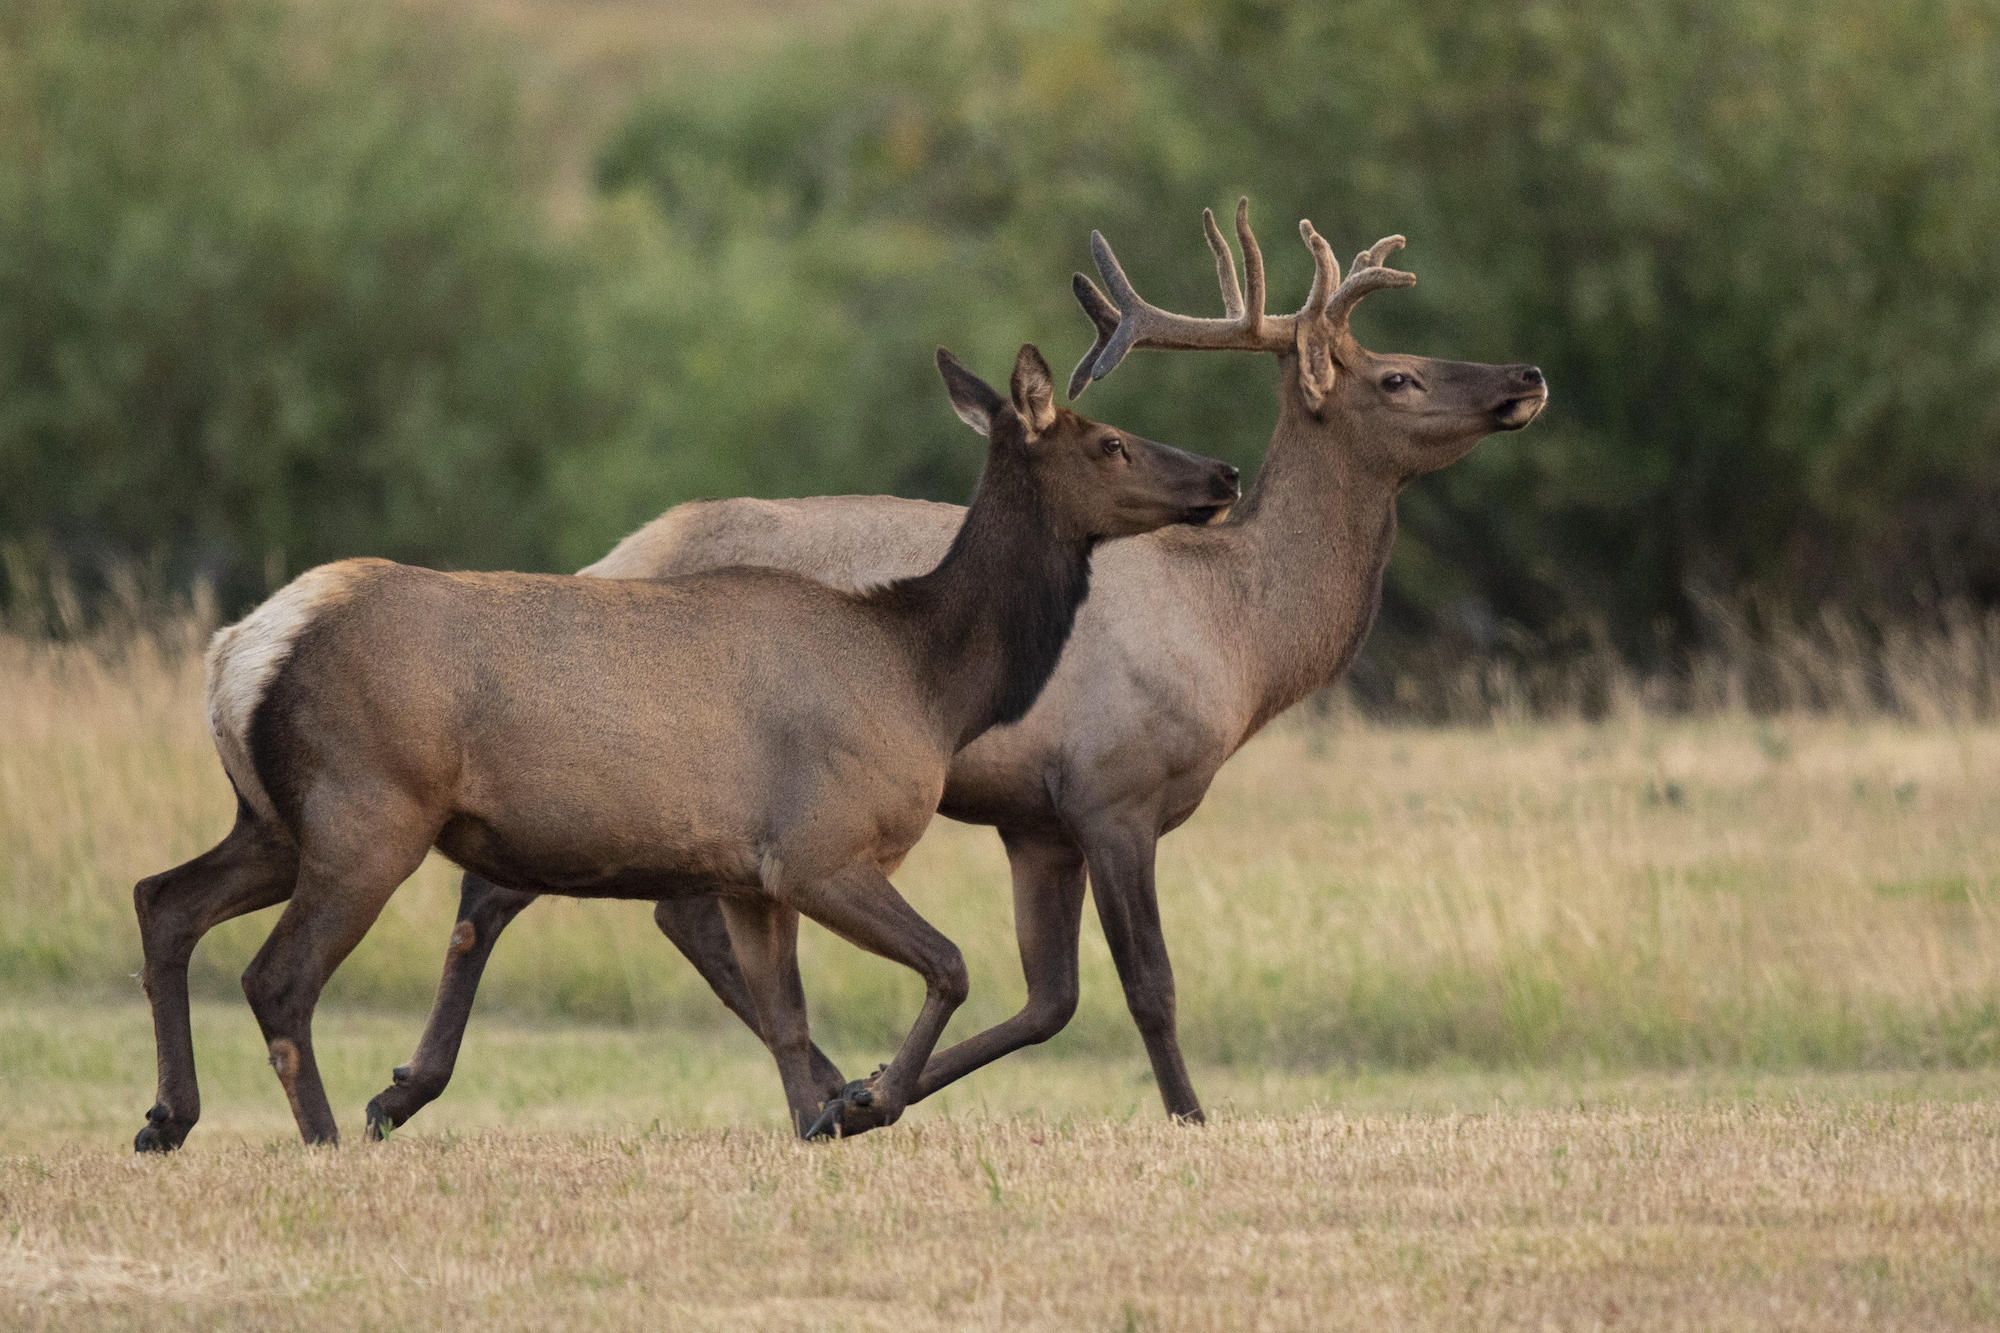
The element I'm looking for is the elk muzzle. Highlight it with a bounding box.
[1185,461,1241,526]
[1114,439,1241,534]
[1491,366,1548,431]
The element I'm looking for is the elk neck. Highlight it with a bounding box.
[1226,401,1402,733]
[870,445,1094,750]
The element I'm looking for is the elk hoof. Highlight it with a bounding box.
[801,1103,840,1140]
[133,1104,185,1154]
[803,1079,891,1141]
[363,1098,395,1141]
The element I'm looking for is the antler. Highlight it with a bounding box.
[1069,198,1414,399]
[1068,198,1300,397]
[1326,235,1415,328]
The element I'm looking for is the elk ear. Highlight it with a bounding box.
[1010,344,1058,439]
[936,347,1005,436]
[1294,322,1337,414]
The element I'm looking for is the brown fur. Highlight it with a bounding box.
[380,202,1548,1135]
[129,345,1239,1148]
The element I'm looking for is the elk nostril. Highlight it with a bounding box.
[1520,366,1544,388]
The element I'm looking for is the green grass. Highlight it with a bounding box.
[27,996,2000,1155]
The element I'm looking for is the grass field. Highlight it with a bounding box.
[4,623,2000,1326]
[5,1000,1999,1329]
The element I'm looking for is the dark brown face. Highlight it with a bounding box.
[936,343,1240,542]
[1033,408,1242,539]
[1330,345,1548,477]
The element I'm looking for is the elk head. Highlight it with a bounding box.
[936,344,1241,539]
[1069,199,1547,480]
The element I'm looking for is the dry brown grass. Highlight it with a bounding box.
[4,1048,1998,1330]
[5,619,1998,1069]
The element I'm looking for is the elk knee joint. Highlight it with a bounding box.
[267,1037,301,1084]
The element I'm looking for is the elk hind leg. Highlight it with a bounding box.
[241,812,433,1146]
[133,813,297,1153]
[911,831,1085,1102]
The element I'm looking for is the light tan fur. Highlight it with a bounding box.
[204,558,391,823]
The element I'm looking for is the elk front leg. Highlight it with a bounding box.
[132,815,297,1152]
[910,830,1086,1102]
[1080,819,1205,1122]
[791,865,969,1140]
[363,882,844,1139]
[364,873,534,1140]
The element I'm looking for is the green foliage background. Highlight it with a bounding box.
[5,0,1999,675]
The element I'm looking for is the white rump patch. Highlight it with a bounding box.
[205,560,387,822]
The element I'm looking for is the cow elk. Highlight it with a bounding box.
[381,199,1548,1135]
[131,345,1239,1149]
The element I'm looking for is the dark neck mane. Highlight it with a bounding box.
[867,443,1093,748]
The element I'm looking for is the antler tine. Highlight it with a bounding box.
[1076,229,1155,392]
[1328,264,1424,328]
[1316,234,1415,331]
[1234,197,1266,327]
[1202,208,1245,321]
[1355,234,1407,273]
[1088,229,1145,312]
[1298,220,1341,317]
[1074,270,1121,336]
[1338,236,1411,279]
[1068,272,1121,399]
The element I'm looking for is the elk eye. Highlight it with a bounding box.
[1100,435,1126,458]
[1382,373,1413,391]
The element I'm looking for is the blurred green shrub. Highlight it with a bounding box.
[0,0,622,607]
[5,0,1999,677]
[595,0,2000,670]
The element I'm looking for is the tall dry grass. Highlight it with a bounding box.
[1358,597,2000,724]
[3,606,1997,1070]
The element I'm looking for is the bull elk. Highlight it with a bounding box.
[130,345,1240,1148]
[373,200,1548,1137]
